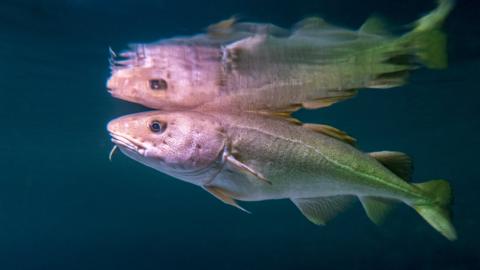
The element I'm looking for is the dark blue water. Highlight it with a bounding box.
[0,0,478,269]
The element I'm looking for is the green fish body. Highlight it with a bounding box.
[108,110,456,240]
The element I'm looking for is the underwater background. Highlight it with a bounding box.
[0,0,479,269]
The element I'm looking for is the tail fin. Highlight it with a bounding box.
[364,0,453,89]
[400,0,454,69]
[413,179,457,240]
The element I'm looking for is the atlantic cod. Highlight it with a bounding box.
[107,110,456,240]
[107,0,453,112]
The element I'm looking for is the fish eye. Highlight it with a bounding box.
[149,79,168,90]
[149,120,167,133]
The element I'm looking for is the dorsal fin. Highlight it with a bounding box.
[291,195,354,225]
[303,123,356,146]
[292,17,360,40]
[368,151,413,181]
[207,16,237,35]
[294,16,330,31]
[359,16,389,35]
[233,22,291,37]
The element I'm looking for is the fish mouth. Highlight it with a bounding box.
[106,85,117,97]
[105,75,117,96]
[106,86,114,95]
[109,132,146,155]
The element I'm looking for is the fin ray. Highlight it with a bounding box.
[359,196,396,225]
[303,123,357,146]
[207,17,237,36]
[401,0,454,69]
[412,179,456,240]
[359,16,390,35]
[302,90,358,109]
[225,153,271,185]
[203,186,250,213]
[291,196,354,225]
[369,151,413,181]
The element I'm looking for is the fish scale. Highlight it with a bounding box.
[210,112,417,200]
[108,106,455,240]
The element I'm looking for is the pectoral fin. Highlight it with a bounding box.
[291,196,354,225]
[216,144,271,186]
[223,34,267,67]
[302,123,357,146]
[203,186,250,213]
[226,34,266,52]
[359,196,396,225]
[226,154,272,185]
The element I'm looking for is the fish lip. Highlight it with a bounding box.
[109,132,146,154]
[106,88,118,97]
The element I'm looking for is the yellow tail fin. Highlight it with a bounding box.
[401,0,454,69]
[413,179,457,240]
[365,0,454,89]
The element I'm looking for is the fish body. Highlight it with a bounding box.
[200,112,414,201]
[107,110,456,240]
[107,0,453,112]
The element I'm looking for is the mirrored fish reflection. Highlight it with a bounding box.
[106,0,453,112]
[107,110,456,240]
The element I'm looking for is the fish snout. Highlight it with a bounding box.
[106,77,117,96]
[106,118,119,134]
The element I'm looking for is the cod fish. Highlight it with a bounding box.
[107,110,456,240]
[107,0,453,112]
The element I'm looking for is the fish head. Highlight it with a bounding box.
[107,111,227,185]
[107,43,221,110]
[107,65,170,109]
